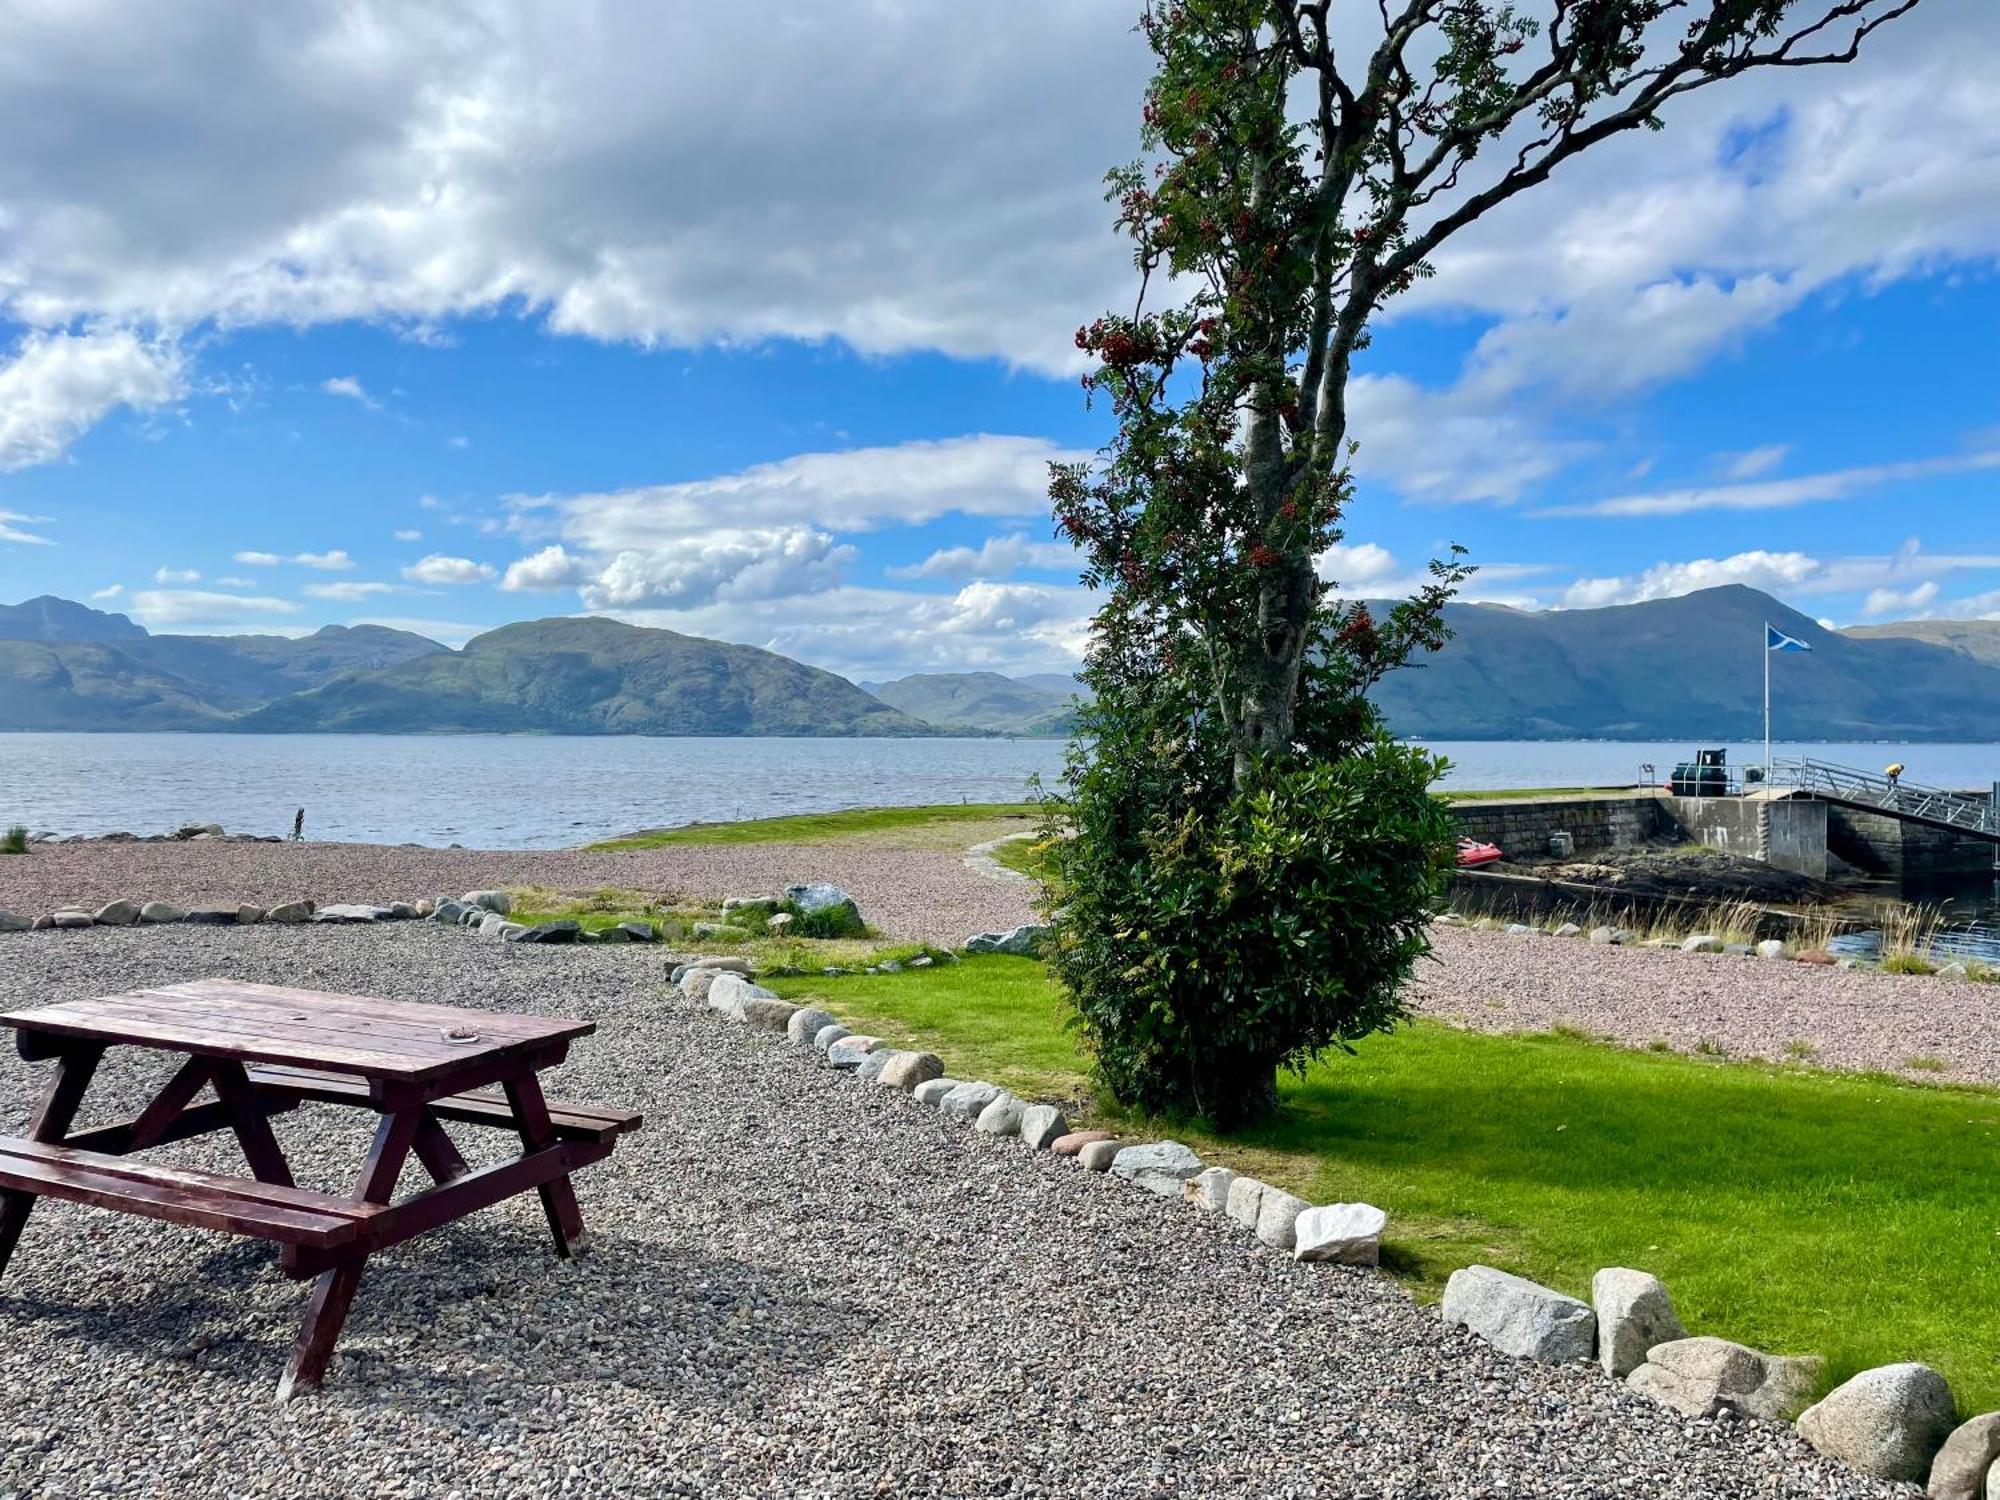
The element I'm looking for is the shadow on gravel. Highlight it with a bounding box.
[1,1225,870,1412]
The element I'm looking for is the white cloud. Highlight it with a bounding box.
[606,580,1093,680]
[89,584,122,600]
[233,550,283,566]
[393,528,422,542]
[128,589,300,627]
[294,548,353,571]
[890,533,1077,582]
[583,530,853,610]
[1863,581,1941,618]
[304,580,396,601]
[0,508,56,546]
[320,375,379,410]
[153,566,202,584]
[402,553,496,585]
[1721,444,1790,481]
[1315,542,1402,588]
[214,575,258,588]
[1561,541,2000,610]
[1537,450,2000,519]
[0,328,185,471]
[500,544,595,593]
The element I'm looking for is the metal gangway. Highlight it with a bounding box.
[1765,757,2000,842]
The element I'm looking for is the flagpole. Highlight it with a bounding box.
[1763,623,1771,779]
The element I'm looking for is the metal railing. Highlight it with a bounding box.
[1766,757,2000,838]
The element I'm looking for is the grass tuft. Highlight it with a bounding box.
[0,825,27,856]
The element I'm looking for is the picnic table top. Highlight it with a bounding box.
[0,978,592,1082]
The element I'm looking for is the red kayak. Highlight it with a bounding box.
[1456,838,1504,868]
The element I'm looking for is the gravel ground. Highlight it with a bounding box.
[0,925,1907,1498]
[0,839,1037,948]
[1416,926,2000,1085]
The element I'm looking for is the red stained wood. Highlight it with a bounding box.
[2,979,592,1083]
[245,1064,643,1145]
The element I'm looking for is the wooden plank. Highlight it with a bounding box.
[504,1071,588,1258]
[0,1148,366,1249]
[245,1065,643,1143]
[139,979,586,1044]
[411,1112,471,1185]
[5,1006,450,1079]
[338,1140,612,1261]
[63,1096,300,1155]
[55,995,464,1060]
[210,1060,299,1190]
[0,1045,106,1282]
[122,985,557,1049]
[122,1057,216,1153]
[0,1139,376,1223]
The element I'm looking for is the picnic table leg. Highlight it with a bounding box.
[411,1111,471,1185]
[0,1045,105,1282]
[278,1106,420,1401]
[210,1061,298,1188]
[502,1072,588,1258]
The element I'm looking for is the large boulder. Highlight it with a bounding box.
[1928,1413,2000,1500]
[183,905,243,926]
[786,1007,837,1045]
[0,908,30,933]
[52,909,94,929]
[92,900,141,927]
[1110,1141,1203,1197]
[680,968,723,1002]
[139,901,186,924]
[688,955,754,976]
[1681,933,1725,954]
[1796,1364,1956,1483]
[741,998,800,1034]
[1077,1139,1121,1172]
[513,920,583,944]
[912,1077,961,1107]
[938,1081,1005,1122]
[826,1035,886,1071]
[975,1095,1026,1137]
[1293,1203,1387,1266]
[964,924,1051,957]
[1182,1167,1236,1214]
[1051,1130,1116,1158]
[316,903,395,923]
[707,973,780,1022]
[1627,1337,1822,1422]
[462,889,511,915]
[785,882,864,937]
[267,900,315,924]
[1255,1189,1309,1251]
[1592,1268,1686,1379]
[812,1024,850,1053]
[1017,1104,1069,1150]
[878,1052,946,1092]
[1225,1177,1268,1231]
[1441,1265,1596,1364]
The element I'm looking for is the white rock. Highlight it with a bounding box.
[1017,1103,1069,1149]
[963,923,1050,956]
[1627,1336,1822,1422]
[139,900,186,924]
[266,900,314,924]
[680,968,722,1002]
[1796,1363,1957,1483]
[688,955,754,975]
[766,912,795,934]
[1442,1265,1596,1363]
[1591,1268,1685,1379]
[462,889,511,914]
[1077,1139,1121,1172]
[1182,1166,1236,1213]
[1293,1202,1387,1266]
[1255,1189,1309,1251]
[477,912,512,937]
[912,1078,962,1107]
[786,1007,837,1044]
[92,900,140,926]
[1588,925,1623,945]
[826,1035,885,1071]
[975,1095,1026,1136]
[1110,1141,1204,1196]
[1553,923,1583,938]
[812,1024,850,1053]
[1756,939,1789,960]
[1681,934,1725,954]
[1926,1412,2000,1500]
[938,1081,1005,1122]
[316,903,394,923]
[1225,1176,1268,1231]
[878,1052,945,1092]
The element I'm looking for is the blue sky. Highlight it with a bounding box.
[0,1,1995,680]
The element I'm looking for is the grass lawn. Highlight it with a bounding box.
[764,955,2000,1409]
[586,801,1039,852]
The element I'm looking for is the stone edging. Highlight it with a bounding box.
[668,951,1994,1494]
[963,832,1039,887]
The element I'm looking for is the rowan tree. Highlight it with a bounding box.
[1047,0,1922,1127]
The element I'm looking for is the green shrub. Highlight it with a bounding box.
[788,901,866,940]
[1883,953,1938,976]
[1046,727,1454,1129]
[0,825,27,855]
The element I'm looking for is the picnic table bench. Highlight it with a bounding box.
[0,978,641,1397]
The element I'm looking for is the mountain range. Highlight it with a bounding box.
[4,587,2000,739]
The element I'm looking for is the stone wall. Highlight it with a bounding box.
[1663,794,1828,880]
[1451,795,1667,860]
[1827,804,1999,882]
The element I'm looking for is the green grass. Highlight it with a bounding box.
[988,832,1057,882]
[764,955,2000,1409]
[586,802,1039,852]
[0,825,27,856]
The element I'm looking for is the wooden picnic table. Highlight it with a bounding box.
[0,977,641,1398]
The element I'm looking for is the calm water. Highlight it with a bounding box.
[2,733,1994,849]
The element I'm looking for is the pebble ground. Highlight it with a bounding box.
[0,925,1907,1498]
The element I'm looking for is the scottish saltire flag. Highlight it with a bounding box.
[1766,623,1812,653]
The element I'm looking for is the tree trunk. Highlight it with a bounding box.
[1196,1045,1282,1130]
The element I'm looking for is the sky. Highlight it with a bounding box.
[0,0,1995,682]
